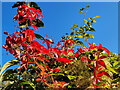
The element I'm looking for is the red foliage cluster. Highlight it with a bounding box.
[14,4,43,30]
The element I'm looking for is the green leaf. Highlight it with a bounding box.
[67,75,76,80]
[34,33,45,40]
[93,16,100,19]
[72,24,78,28]
[0,59,19,75]
[86,4,89,8]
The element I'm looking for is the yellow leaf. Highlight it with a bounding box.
[93,16,100,19]
[93,20,96,23]
[88,17,92,20]
[80,11,83,13]
[78,35,83,38]
[83,19,88,24]
[89,34,94,38]
[72,24,78,28]
[85,38,88,41]
[71,28,74,30]
[86,4,89,8]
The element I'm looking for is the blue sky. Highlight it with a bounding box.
[1,2,118,67]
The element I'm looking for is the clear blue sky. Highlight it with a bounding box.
[1,2,118,67]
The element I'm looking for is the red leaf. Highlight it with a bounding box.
[103,47,110,56]
[97,60,107,69]
[3,44,9,51]
[57,58,73,64]
[75,51,79,57]
[97,71,111,78]
[36,78,41,82]
[4,31,9,35]
[52,68,62,72]
[22,42,28,47]
[88,42,91,46]
[70,56,75,59]
[98,44,110,56]
[81,56,87,61]
[99,56,107,59]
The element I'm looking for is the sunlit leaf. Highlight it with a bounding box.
[79,8,84,13]
[80,10,83,13]
[84,38,88,41]
[93,20,96,23]
[93,16,100,19]
[113,61,119,67]
[107,66,118,74]
[86,4,89,8]
[67,75,76,80]
[72,24,78,28]
[78,35,83,38]
[83,19,88,24]
[0,60,19,75]
[89,34,94,38]
[88,17,92,20]
[71,28,74,30]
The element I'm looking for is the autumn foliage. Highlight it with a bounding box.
[0,1,120,89]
